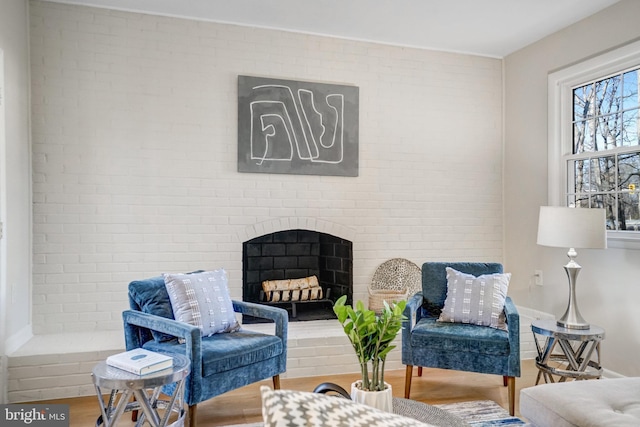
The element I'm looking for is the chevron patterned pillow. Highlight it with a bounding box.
[260,386,435,427]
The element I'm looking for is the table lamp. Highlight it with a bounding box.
[537,206,607,329]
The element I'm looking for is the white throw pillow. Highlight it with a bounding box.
[438,267,510,330]
[164,269,240,337]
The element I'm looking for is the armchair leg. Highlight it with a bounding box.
[417,366,423,377]
[272,375,281,390]
[506,376,516,416]
[188,404,197,427]
[503,375,507,387]
[404,365,413,399]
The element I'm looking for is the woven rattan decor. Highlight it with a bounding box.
[368,258,421,313]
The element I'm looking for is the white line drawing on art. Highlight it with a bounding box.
[250,102,295,165]
[249,84,345,166]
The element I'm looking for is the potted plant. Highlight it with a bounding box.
[333,295,406,411]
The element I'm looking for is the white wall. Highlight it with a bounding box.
[0,0,32,404]
[504,0,640,377]
[27,1,504,337]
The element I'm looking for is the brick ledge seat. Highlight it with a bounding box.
[7,321,396,402]
[8,320,342,357]
[520,377,640,427]
[8,331,124,357]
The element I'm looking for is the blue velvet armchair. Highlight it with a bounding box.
[123,274,288,427]
[402,262,520,415]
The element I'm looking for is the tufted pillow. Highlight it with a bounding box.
[260,386,434,427]
[164,269,240,338]
[438,267,510,330]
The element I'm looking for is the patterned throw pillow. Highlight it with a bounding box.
[438,267,510,330]
[260,386,433,427]
[164,269,240,338]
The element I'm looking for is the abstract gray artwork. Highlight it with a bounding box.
[238,75,359,176]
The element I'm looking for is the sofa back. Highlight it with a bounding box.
[421,262,503,309]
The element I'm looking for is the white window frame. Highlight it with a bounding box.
[548,39,640,249]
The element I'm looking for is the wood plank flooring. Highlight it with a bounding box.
[34,359,538,426]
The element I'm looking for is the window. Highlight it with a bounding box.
[548,39,640,245]
[569,69,640,231]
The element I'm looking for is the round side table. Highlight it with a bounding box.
[531,319,604,384]
[92,353,190,427]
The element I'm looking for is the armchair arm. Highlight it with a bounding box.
[503,296,521,376]
[402,292,423,364]
[503,296,519,337]
[123,310,199,343]
[402,292,423,336]
[122,310,203,379]
[232,300,288,343]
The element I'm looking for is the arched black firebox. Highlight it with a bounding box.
[242,229,353,322]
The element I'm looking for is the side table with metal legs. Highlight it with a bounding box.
[92,353,190,427]
[531,319,604,385]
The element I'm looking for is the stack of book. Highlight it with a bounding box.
[106,348,173,375]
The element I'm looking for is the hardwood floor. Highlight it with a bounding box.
[37,359,538,426]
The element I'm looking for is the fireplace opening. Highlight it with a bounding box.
[242,229,353,323]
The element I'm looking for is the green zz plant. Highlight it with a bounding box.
[333,295,407,392]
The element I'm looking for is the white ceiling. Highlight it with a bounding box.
[49,0,621,58]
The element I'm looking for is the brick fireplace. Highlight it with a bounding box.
[242,229,353,322]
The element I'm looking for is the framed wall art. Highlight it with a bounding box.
[238,75,359,177]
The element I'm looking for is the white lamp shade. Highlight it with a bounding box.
[537,206,607,249]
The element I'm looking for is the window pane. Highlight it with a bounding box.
[591,194,617,230]
[595,75,621,115]
[622,69,639,110]
[618,152,640,190]
[574,120,595,153]
[574,195,590,208]
[619,192,640,231]
[595,114,620,150]
[574,84,594,122]
[573,159,589,193]
[622,108,639,146]
[590,156,616,192]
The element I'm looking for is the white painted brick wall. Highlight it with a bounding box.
[28,0,503,336]
[14,1,508,401]
[8,353,106,402]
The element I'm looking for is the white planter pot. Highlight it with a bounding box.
[350,381,393,412]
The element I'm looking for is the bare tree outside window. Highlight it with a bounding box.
[570,68,640,231]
